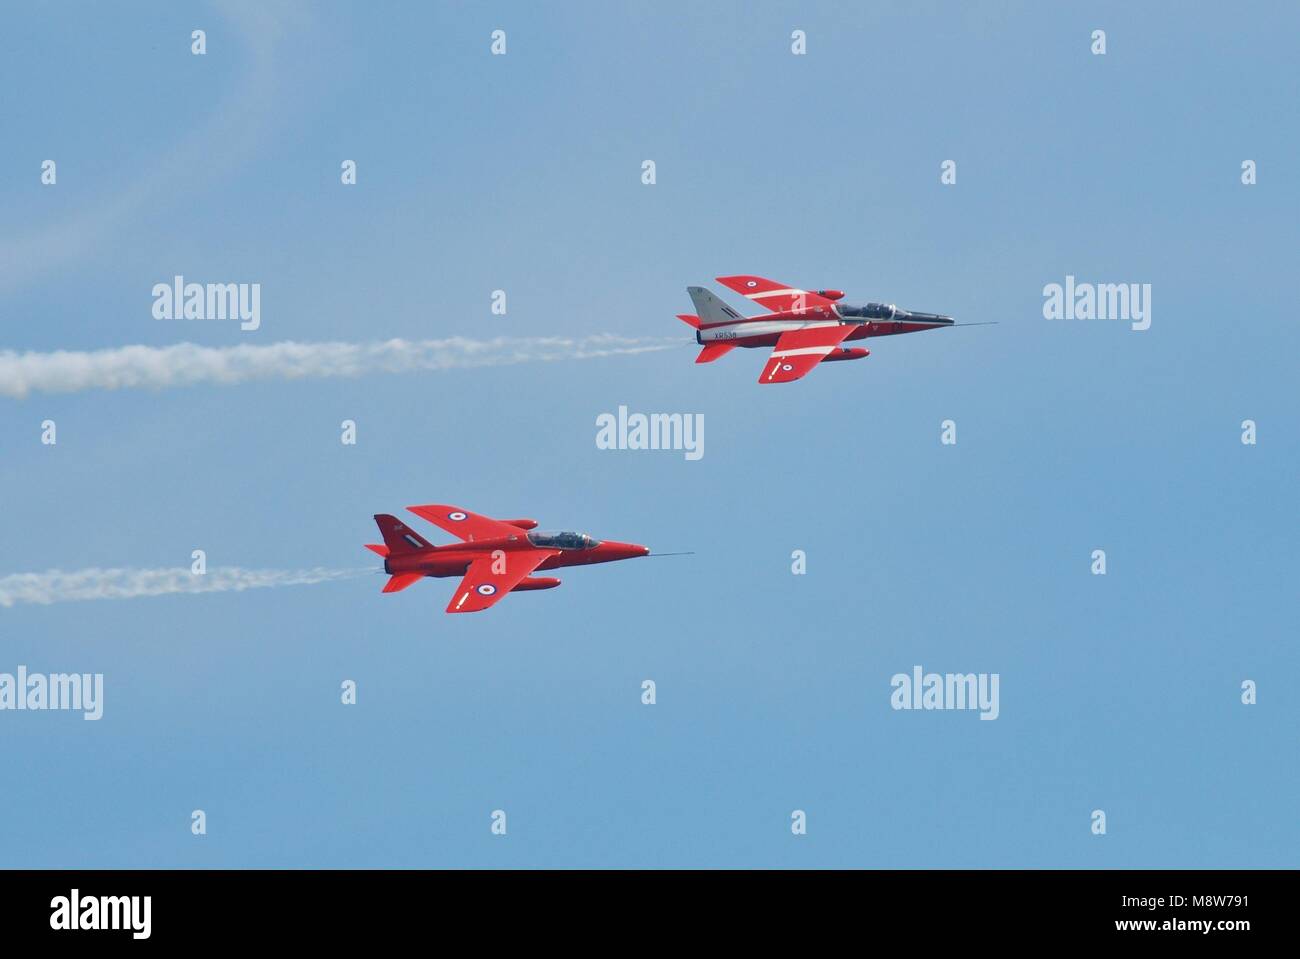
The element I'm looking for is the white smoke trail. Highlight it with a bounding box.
[0,335,683,399]
[0,566,366,608]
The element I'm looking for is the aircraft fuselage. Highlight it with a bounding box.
[696,306,953,350]
[385,537,648,579]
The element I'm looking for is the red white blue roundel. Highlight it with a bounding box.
[746,280,757,287]
[448,511,468,521]
[781,363,794,372]
[476,584,497,596]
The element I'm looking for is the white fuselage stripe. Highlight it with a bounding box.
[699,319,841,341]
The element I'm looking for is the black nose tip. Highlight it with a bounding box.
[902,310,954,325]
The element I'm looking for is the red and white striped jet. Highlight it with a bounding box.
[365,505,650,613]
[677,274,955,384]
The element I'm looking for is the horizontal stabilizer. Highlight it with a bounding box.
[676,313,700,329]
[383,573,423,594]
[696,343,736,364]
[364,543,390,557]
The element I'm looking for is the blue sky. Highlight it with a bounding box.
[1,1,1296,867]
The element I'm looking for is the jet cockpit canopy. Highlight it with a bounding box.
[526,530,598,550]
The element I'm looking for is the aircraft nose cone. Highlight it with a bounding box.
[598,540,648,560]
[905,309,954,325]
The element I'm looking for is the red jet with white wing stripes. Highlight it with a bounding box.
[365,505,650,613]
[678,274,955,384]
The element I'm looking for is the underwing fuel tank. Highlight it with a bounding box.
[511,576,561,591]
[821,348,870,362]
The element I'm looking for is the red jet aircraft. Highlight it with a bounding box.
[678,274,956,383]
[365,505,650,613]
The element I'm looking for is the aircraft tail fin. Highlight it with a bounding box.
[373,514,434,555]
[687,286,746,326]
